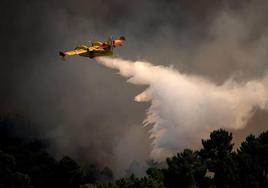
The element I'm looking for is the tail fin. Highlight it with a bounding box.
[119,36,126,41]
[59,51,66,61]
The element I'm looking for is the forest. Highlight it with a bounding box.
[0,115,268,188]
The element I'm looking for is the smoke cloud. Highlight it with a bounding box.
[97,57,268,159]
[1,0,268,177]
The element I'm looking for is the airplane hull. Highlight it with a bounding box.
[79,50,113,58]
[59,36,125,60]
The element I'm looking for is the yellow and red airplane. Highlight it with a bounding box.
[59,36,126,60]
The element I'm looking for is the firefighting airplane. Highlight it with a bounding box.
[59,36,126,60]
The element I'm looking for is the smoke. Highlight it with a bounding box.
[1,0,268,177]
[97,57,268,159]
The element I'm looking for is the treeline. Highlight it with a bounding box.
[1,115,268,188]
[85,129,268,188]
[0,115,113,188]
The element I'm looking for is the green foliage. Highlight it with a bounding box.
[200,129,239,188]
[80,182,118,188]
[101,167,114,182]
[0,150,33,188]
[116,175,164,188]
[1,115,268,188]
[201,129,234,160]
[84,174,164,188]
[55,156,81,188]
[237,131,268,187]
[81,164,114,184]
[0,115,113,188]
[163,149,208,188]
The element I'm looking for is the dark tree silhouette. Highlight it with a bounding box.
[1,115,268,188]
[0,150,32,188]
[55,156,82,188]
[200,129,239,188]
[237,131,268,187]
[163,149,208,188]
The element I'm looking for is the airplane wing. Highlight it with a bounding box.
[89,46,105,51]
[59,48,87,57]
[59,45,107,60]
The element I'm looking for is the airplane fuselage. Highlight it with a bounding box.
[75,45,113,58]
[59,36,125,60]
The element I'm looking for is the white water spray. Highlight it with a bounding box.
[97,57,268,159]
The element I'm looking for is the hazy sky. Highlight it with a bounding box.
[0,0,267,177]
